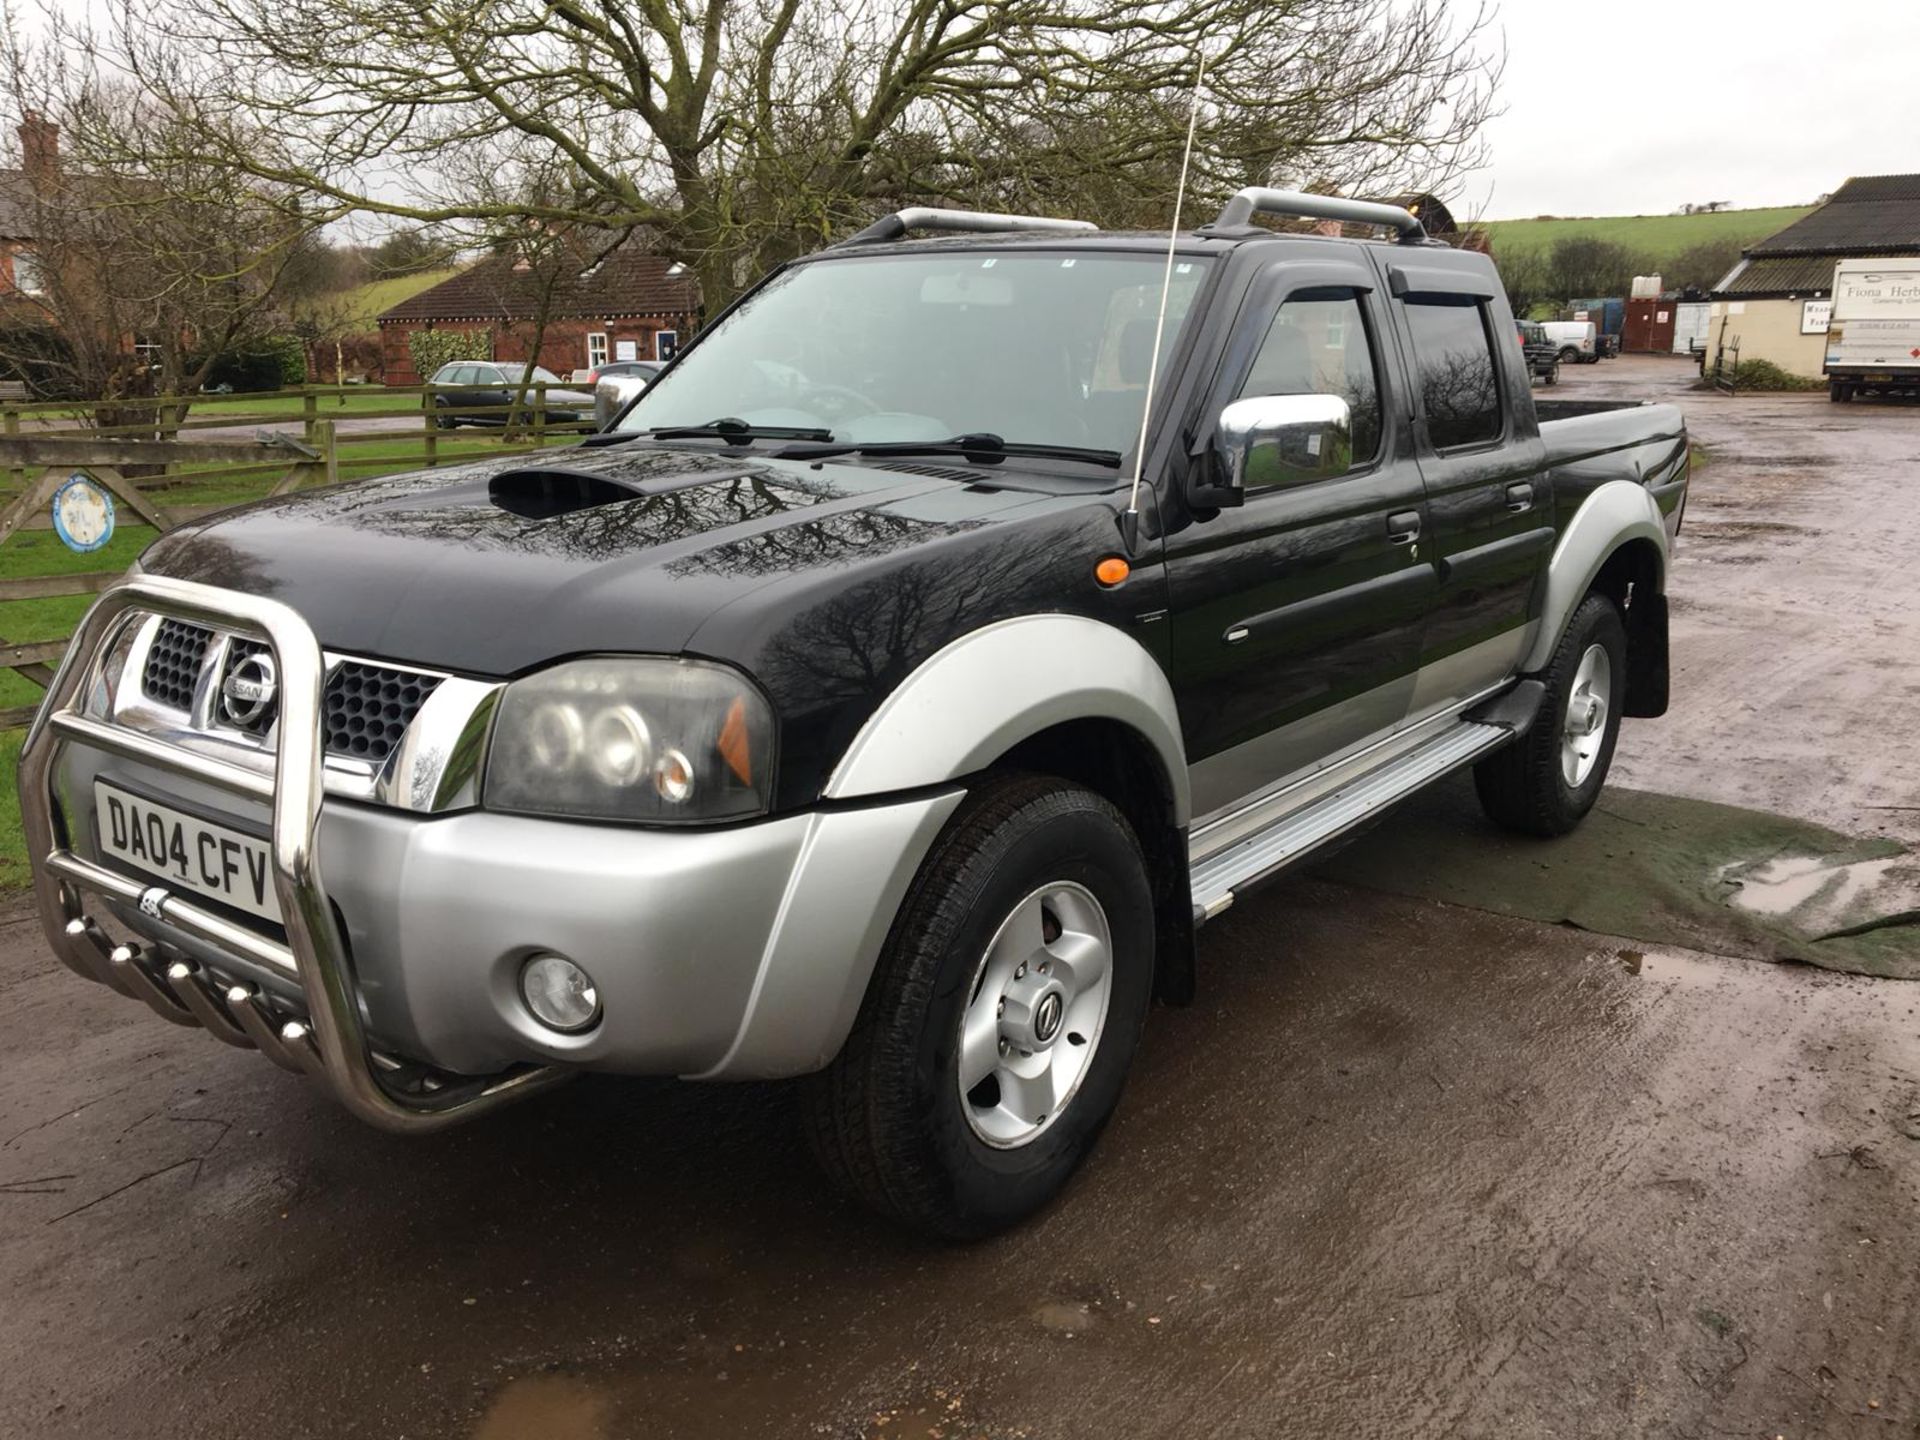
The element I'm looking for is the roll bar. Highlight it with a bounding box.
[1211,188,1428,243]
[839,206,1097,247]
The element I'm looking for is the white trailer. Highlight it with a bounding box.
[1824,257,1920,401]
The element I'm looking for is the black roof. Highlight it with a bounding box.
[1748,174,1920,257]
[1712,254,1836,299]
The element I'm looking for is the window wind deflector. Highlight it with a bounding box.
[774,434,1122,468]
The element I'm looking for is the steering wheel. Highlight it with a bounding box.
[795,384,881,422]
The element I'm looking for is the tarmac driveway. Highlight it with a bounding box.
[0,355,1915,1439]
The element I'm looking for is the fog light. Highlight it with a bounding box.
[520,953,601,1033]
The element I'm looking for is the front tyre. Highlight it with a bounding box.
[1473,593,1627,837]
[804,774,1155,1239]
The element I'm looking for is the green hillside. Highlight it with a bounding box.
[295,267,463,328]
[1478,205,1812,265]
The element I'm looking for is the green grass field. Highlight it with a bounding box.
[299,267,463,328]
[1478,205,1812,265]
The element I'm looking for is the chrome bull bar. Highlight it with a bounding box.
[18,574,568,1132]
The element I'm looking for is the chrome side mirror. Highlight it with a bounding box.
[1194,392,1353,507]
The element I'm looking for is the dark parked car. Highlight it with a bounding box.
[427,362,594,428]
[1518,320,1560,385]
[24,195,1688,1239]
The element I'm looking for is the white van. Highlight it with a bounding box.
[1824,257,1920,401]
[1542,320,1599,364]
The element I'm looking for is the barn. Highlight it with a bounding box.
[1706,175,1920,378]
[377,242,700,386]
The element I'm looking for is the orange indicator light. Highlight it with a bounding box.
[717,696,753,784]
[1095,556,1131,587]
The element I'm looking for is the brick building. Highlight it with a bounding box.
[377,242,701,384]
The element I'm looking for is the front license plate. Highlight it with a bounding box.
[93,780,282,923]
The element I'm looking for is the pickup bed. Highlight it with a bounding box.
[21,190,1687,1237]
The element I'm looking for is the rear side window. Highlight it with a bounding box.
[1235,292,1382,469]
[1403,299,1502,450]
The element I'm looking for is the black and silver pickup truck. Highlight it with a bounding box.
[20,190,1688,1237]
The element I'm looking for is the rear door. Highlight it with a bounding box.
[1378,257,1552,722]
[473,365,510,421]
[1165,253,1439,819]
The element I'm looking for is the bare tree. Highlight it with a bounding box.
[0,24,313,426]
[72,0,1499,312]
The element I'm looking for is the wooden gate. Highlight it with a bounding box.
[0,427,336,727]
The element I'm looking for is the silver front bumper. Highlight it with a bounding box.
[23,576,962,1130]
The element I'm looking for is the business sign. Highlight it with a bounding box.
[1801,300,1833,335]
[50,473,115,553]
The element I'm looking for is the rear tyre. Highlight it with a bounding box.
[1473,593,1627,838]
[1558,346,1579,364]
[804,773,1155,1239]
[1543,363,1559,386]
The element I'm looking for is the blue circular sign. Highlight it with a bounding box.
[51,473,115,553]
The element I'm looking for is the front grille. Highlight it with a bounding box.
[137,620,444,766]
[141,620,211,711]
[324,662,442,763]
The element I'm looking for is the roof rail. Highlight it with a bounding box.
[838,206,1097,247]
[1210,188,1428,244]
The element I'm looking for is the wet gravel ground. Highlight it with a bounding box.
[2,357,1917,1439]
[1589,356,1920,852]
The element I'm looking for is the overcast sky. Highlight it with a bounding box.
[1463,0,1920,220]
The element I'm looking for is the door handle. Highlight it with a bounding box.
[1506,482,1535,512]
[1386,511,1422,545]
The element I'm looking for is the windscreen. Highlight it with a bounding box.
[617,250,1213,454]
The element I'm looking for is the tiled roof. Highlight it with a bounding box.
[377,240,699,325]
[1712,254,1838,298]
[1748,174,1920,257]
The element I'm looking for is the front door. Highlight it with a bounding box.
[1164,257,1438,820]
[1378,259,1552,721]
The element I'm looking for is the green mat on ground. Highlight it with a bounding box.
[1314,776,1920,980]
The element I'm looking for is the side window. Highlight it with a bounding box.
[1403,299,1502,450]
[1235,292,1382,470]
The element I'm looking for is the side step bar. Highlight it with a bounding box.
[1189,721,1509,921]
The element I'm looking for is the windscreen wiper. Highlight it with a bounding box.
[639,417,835,443]
[774,432,1122,468]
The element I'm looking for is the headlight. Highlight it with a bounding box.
[484,657,775,823]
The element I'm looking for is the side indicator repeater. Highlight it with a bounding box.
[1095,556,1131,588]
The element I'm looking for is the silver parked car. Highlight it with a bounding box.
[428,362,597,428]
[589,360,664,430]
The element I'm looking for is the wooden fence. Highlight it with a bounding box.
[0,383,593,727]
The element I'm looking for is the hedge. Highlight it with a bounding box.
[407,328,494,381]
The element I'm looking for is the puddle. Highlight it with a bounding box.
[472,1375,609,1440]
[1032,1299,1097,1334]
[1720,855,1913,925]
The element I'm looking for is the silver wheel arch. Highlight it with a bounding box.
[823,614,1191,827]
[1522,479,1669,674]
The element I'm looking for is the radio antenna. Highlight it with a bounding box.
[1122,46,1209,551]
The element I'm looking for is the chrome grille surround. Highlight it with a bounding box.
[112,613,499,814]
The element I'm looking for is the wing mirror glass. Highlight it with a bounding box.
[1194,392,1353,506]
